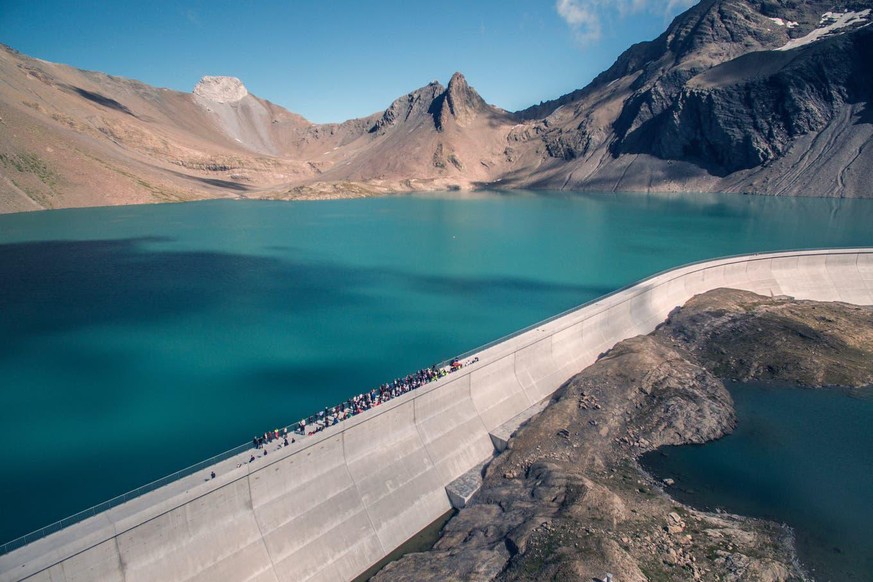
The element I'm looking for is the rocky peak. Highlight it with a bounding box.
[659,0,871,67]
[436,72,488,130]
[366,73,492,135]
[193,76,248,103]
[368,81,445,134]
[605,0,870,152]
[605,0,873,177]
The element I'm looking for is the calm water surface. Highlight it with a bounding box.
[1,191,872,543]
[641,382,873,581]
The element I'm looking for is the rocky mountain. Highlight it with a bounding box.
[1,0,872,213]
[0,45,315,213]
[502,0,873,196]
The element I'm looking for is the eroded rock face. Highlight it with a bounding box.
[373,290,873,581]
[193,76,248,103]
[643,25,873,174]
[596,0,873,175]
[507,0,873,196]
[436,72,489,130]
[658,288,873,386]
[368,82,444,135]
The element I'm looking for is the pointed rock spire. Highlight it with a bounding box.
[436,72,488,131]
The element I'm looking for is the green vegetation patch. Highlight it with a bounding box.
[639,559,676,582]
[0,151,57,186]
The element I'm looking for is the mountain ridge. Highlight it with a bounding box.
[1,0,872,213]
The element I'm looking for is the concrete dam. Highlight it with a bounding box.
[2,248,872,582]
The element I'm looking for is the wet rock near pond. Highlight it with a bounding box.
[373,289,873,581]
[657,288,873,387]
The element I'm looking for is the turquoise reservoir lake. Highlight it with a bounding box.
[641,382,873,581]
[1,191,872,546]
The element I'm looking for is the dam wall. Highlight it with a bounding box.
[3,248,872,582]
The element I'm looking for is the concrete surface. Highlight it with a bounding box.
[2,249,872,582]
[489,399,552,453]
[445,460,489,510]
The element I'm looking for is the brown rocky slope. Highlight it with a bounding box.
[372,289,873,581]
[3,1,873,212]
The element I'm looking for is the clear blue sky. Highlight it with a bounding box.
[0,0,696,123]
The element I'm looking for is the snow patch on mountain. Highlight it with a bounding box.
[777,10,871,51]
[768,17,798,28]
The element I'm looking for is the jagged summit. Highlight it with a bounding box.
[436,72,489,130]
[193,76,248,103]
[367,73,495,135]
[369,80,445,134]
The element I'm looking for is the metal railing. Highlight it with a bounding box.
[0,365,463,556]
[2,247,868,556]
[0,436,265,555]
[449,246,870,363]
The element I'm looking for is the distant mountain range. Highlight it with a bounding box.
[1,0,872,212]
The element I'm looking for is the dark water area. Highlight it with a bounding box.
[641,382,873,581]
[1,191,872,545]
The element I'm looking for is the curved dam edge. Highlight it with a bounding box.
[3,248,872,582]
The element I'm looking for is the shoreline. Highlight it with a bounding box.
[640,379,873,581]
[373,289,873,581]
[4,185,873,216]
[634,448,811,581]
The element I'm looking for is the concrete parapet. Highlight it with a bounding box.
[413,374,494,485]
[445,461,489,510]
[342,401,451,555]
[469,355,531,431]
[3,249,872,582]
[489,399,552,453]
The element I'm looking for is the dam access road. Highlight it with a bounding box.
[2,248,872,582]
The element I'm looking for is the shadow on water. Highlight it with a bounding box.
[0,237,364,346]
[0,237,609,350]
[0,236,611,543]
[396,273,613,299]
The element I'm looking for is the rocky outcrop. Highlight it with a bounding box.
[368,81,445,135]
[372,289,873,581]
[435,72,490,130]
[507,0,873,197]
[193,76,248,103]
[626,18,873,174]
[367,73,498,135]
[656,288,873,386]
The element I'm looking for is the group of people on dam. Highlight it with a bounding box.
[252,428,292,450]
[250,356,480,452]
